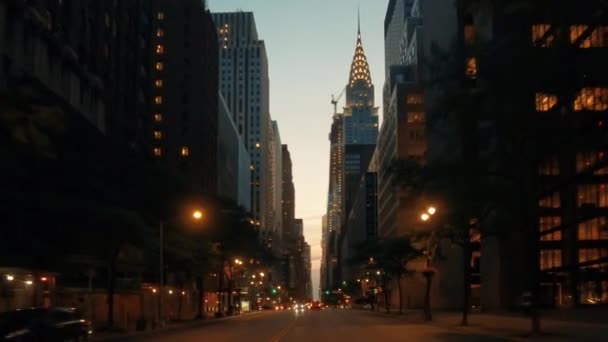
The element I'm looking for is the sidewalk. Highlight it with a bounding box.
[91,311,264,341]
[360,308,608,341]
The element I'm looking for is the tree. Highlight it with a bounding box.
[349,237,421,314]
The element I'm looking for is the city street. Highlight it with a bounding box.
[114,310,527,342]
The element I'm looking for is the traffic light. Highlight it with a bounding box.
[271,288,277,295]
[256,293,260,297]
[324,290,330,295]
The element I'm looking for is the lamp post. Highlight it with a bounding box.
[158,210,203,325]
[420,206,437,321]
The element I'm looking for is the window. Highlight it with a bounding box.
[155,62,164,71]
[407,112,425,123]
[154,113,162,122]
[538,192,560,208]
[578,218,608,241]
[540,216,562,241]
[540,249,562,270]
[535,93,558,112]
[153,147,162,157]
[576,152,607,172]
[579,281,608,305]
[464,24,475,46]
[465,57,477,79]
[570,25,608,48]
[181,146,189,157]
[531,24,553,47]
[156,28,164,38]
[153,130,162,140]
[154,96,163,105]
[255,142,261,149]
[578,248,608,268]
[406,94,423,104]
[574,88,608,111]
[156,45,165,54]
[157,12,165,20]
[577,184,608,207]
[155,80,163,88]
[538,157,559,175]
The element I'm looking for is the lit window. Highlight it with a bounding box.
[255,142,261,148]
[578,248,608,268]
[578,218,608,241]
[155,80,163,88]
[155,62,164,71]
[154,96,163,105]
[574,88,608,111]
[181,146,189,157]
[570,25,608,48]
[156,28,165,38]
[464,24,475,46]
[156,45,165,54]
[465,57,477,79]
[539,216,562,241]
[154,113,162,122]
[535,93,558,112]
[157,12,165,20]
[154,131,162,140]
[531,24,553,47]
[406,94,423,104]
[577,184,608,207]
[576,151,607,172]
[406,112,425,123]
[540,249,562,270]
[538,192,560,208]
[154,147,162,157]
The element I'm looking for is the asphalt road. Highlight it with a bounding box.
[118,309,518,342]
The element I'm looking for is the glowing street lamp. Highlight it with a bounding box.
[427,207,436,215]
[192,210,203,220]
[5,275,14,281]
[421,213,430,221]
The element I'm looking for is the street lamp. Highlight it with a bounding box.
[159,209,204,325]
[421,213,430,221]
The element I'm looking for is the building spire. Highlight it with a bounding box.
[357,6,361,35]
[349,11,372,88]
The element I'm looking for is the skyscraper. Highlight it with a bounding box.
[150,0,219,196]
[325,17,379,288]
[212,12,271,234]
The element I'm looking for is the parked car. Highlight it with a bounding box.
[0,307,92,341]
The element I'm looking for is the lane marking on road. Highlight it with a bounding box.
[269,318,296,342]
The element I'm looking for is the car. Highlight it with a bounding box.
[0,307,92,341]
[310,301,322,310]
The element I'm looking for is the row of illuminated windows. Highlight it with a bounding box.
[540,216,608,241]
[540,186,608,208]
[577,184,608,207]
[541,249,608,270]
[153,147,190,157]
[532,24,608,48]
[535,88,608,112]
[538,153,608,175]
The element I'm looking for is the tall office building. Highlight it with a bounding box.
[282,145,296,246]
[150,0,219,195]
[212,12,271,233]
[268,120,283,254]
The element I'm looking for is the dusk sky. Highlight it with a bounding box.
[208,0,389,299]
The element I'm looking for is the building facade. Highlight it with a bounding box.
[218,93,251,211]
[212,11,272,236]
[150,0,219,195]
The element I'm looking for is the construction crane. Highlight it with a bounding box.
[331,87,346,115]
